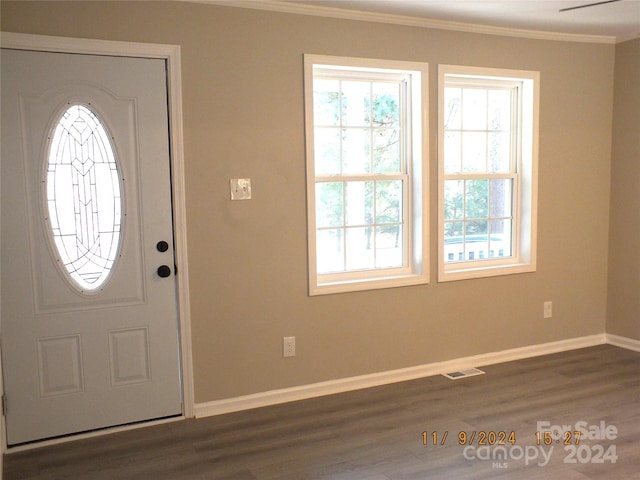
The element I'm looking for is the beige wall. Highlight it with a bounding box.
[607,39,640,341]
[1,1,615,403]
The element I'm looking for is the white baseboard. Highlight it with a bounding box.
[195,333,607,419]
[607,333,640,352]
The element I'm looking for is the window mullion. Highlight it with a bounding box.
[485,89,490,173]
[339,79,345,177]
[443,172,516,181]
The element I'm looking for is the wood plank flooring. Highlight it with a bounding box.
[4,344,640,479]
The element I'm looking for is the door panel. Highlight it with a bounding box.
[1,49,182,445]
[22,80,146,313]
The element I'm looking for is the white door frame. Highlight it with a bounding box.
[0,31,195,451]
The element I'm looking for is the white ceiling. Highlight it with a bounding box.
[210,0,640,42]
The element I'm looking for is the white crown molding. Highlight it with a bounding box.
[188,0,618,44]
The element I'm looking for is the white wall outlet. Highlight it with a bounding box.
[283,336,296,357]
[230,178,251,200]
[544,301,553,319]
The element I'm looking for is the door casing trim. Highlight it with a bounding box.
[0,31,195,451]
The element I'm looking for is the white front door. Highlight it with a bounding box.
[1,48,182,445]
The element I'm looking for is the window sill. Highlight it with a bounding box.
[438,261,536,283]
[310,273,429,296]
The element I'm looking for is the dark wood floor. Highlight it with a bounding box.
[4,344,640,479]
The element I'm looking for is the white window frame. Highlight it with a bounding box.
[438,65,539,282]
[304,55,429,295]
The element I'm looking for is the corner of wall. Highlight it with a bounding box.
[1,340,4,480]
[606,38,640,341]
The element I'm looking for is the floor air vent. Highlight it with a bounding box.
[442,368,485,380]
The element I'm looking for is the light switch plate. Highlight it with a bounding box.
[230,178,251,200]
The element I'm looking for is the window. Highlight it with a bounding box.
[438,65,539,281]
[46,103,123,293]
[304,55,428,295]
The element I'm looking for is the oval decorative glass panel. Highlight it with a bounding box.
[46,104,123,292]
